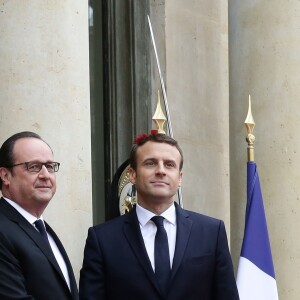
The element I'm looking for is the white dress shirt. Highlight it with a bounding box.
[3,197,71,290]
[136,202,177,271]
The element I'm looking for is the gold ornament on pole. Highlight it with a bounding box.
[152,90,167,134]
[245,95,255,162]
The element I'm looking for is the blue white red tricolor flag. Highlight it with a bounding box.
[237,162,279,300]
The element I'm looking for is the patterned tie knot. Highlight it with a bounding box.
[151,216,165,227]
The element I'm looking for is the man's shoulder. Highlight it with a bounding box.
[92,209,135,232]
[178,205,224,227]
[0,210,11,229]
[0,198,23,222]
[0,200,13,223]
[0,203,23,241]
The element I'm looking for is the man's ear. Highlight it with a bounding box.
[0,167,11,187]
[128,167,136,184]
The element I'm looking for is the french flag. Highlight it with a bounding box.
[237,162,279,299]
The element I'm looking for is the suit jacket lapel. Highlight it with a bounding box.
[122,207,161,294]
[0,199,73,296]
[46,223,79,299]
[170,203,192,281]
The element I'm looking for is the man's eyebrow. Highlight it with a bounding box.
[164,159,177,165]
[142,158,157,163]
[142,158,178,165]
[165,159,176,162]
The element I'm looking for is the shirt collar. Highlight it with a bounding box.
[3,197,44,224]
[136,202,176,227]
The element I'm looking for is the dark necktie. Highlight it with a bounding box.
[151,216,171,296]
[34,219,52,249]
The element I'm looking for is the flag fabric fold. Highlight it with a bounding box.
[237,162,279,300]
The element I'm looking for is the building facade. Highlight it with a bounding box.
[0,1,299,298]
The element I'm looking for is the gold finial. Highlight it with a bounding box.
[245,95,255,162]
[152,90,167,134]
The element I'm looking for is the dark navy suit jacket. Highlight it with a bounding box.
[79,203,239,300]
[0,198,79,300]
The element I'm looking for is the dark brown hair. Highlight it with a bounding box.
[129,133,184,171]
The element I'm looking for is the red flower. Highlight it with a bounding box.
[133,133,149,144]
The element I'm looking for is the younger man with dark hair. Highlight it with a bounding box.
[80,133,239,300]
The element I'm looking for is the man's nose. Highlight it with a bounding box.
[38,165,51,177]
[155,162,166,175]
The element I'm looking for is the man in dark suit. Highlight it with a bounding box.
[79,133,239,300]
[0,131,79,300]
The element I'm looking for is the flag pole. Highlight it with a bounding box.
[147,15,183,208]
[245,95,255,162]
[147,15,173,138]
[238,95,279,299]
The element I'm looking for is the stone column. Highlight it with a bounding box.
[0,1,92,281]
[165,1,230,227]
[229,1,300,298]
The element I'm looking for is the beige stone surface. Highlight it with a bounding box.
[0,1,92,282]
[229,1,300,298]
[165,1,230,228]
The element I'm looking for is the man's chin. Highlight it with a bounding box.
[151,193,174,202]
[35,192,54,203]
